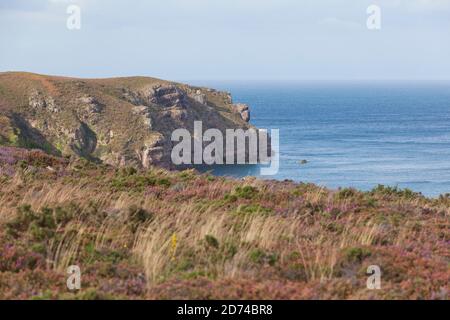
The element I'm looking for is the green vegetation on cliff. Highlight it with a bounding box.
[0,72,251,169]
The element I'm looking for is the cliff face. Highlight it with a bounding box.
[0,72,252,168]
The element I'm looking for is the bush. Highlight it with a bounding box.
[128,205,154,232]
[223,194,238,202]
[236,204,272,216]
[344,247,371,263]
[6,205,36,237]
[120,166,137,176]
[111,171,171,192]
[204,235,219,249]
[371,184,421,199]
[336,188,357,200]
[249,249,278,266]
[234,186,259,199]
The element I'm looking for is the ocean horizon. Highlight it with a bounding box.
[190,81,450,197]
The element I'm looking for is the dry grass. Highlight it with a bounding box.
[0,147,448,299]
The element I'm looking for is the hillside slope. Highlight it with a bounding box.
[0,147,448,299]
[0,72,252,168]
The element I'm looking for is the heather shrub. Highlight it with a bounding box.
[0,147,448,299]
[343,247,372,263]
[235,204,272,216]
[204,235,219,249]
[249,249,278,266]
[371,184,422,199]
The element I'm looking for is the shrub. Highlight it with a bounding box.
[120,166,137,176]
[223,194,238,202]
[235,204,272,216]
[128,205,154,232]
[234,186,259,199]
[336,188,357,200]
[6,205,36,237]
[371,184,421,199]
[204,235,219,249]
[344,247,371,263]
[249,249,278,266]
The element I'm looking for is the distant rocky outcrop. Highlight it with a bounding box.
[0,72,257,169]
[29,89,59,113]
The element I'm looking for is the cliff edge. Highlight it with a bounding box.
[0,72,252,168]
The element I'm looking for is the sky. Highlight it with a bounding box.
[0,0,450,81]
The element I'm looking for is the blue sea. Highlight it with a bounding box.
[192,81,450,197]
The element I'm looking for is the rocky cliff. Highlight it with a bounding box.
[0,72,253,168]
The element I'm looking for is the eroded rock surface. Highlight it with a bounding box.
[233,103,250,122]
[0,72,256,169]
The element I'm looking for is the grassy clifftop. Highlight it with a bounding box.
[0,146,448,299]
[0,72,251,168]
